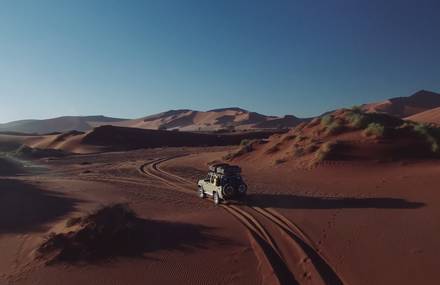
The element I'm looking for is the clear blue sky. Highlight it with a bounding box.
[1,0,439,123]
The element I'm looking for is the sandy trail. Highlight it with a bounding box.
[139,156,345,285]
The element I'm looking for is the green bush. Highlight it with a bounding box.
[363,123,385,138]
[240,139,250,146]
[412,123,440,153]
[346,112,369,129]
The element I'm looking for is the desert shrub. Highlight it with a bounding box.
[304,143,319,153]
[224,141,254,160]
[294,135,307,142]
[313,141,338,162]
[363,123,385,138]
[293,147,305,157]
[320,115,334,127]
[282,134,296,142]
[38,204,143,263]
[346,112,369,129]
[295,122,307,131]
[325,121,344,135]
[15,145,68,159]
[240,139,250,146]
[308,117,321,127]
[412,123,440,153]
[351,105,363,113]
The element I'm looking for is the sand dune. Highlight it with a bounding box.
[0,126,284,155]
[405,106,440,124]
[0,157,24,176]
[114,108,305,131]
[225,108,440,167]
[0,108,304,135]
[362,90,440,118]
[0,116,128,134]
[81,125,282,152]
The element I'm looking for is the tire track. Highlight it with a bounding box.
[139,157,296,285]
[139,156,345,285]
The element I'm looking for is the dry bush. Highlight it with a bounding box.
[363,123,385,138]
[313,141,339,163]
[411,123,440,153]
[224,140,254,160]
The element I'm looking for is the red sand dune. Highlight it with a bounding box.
[105,108,304,131]
[225,108,440,167]
[81,125,283,152]
[0,116,127,134]
[362,90,440,118]
[0,108,305,134]
[405,106,440,125]
[0,126,284,155]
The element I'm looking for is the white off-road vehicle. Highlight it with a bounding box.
[197,163,247,205]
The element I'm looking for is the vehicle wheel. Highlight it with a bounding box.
[223,184,234,197]
[213,192,220,205]
[198,187,205,198]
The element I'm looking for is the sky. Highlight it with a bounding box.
[1,0,440,123]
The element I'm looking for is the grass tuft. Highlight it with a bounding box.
[363,123,385,138]
[412,123,440,153]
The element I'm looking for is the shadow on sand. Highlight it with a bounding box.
[0,179,81,234]
[38,204,231,264]
[246,193,425,209]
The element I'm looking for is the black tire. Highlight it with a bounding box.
[223,184,234,197]
[213,192,220,205]
[198,186,205,198]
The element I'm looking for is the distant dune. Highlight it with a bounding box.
[114,108,305,132]
[405,107,440,125]
[0,108,304,134]
[0,126,284,155]
[80,125,279,152]
[0,116,128,134]
[362,90,440,118]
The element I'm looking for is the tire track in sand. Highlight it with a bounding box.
[139,156,345,285]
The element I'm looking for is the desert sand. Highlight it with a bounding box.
[362,90,440,118]
[0,108,303,134]
[1,142,439,285]
[406,106,440,125]
[0,126,282,155]
[1,97,440,285]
